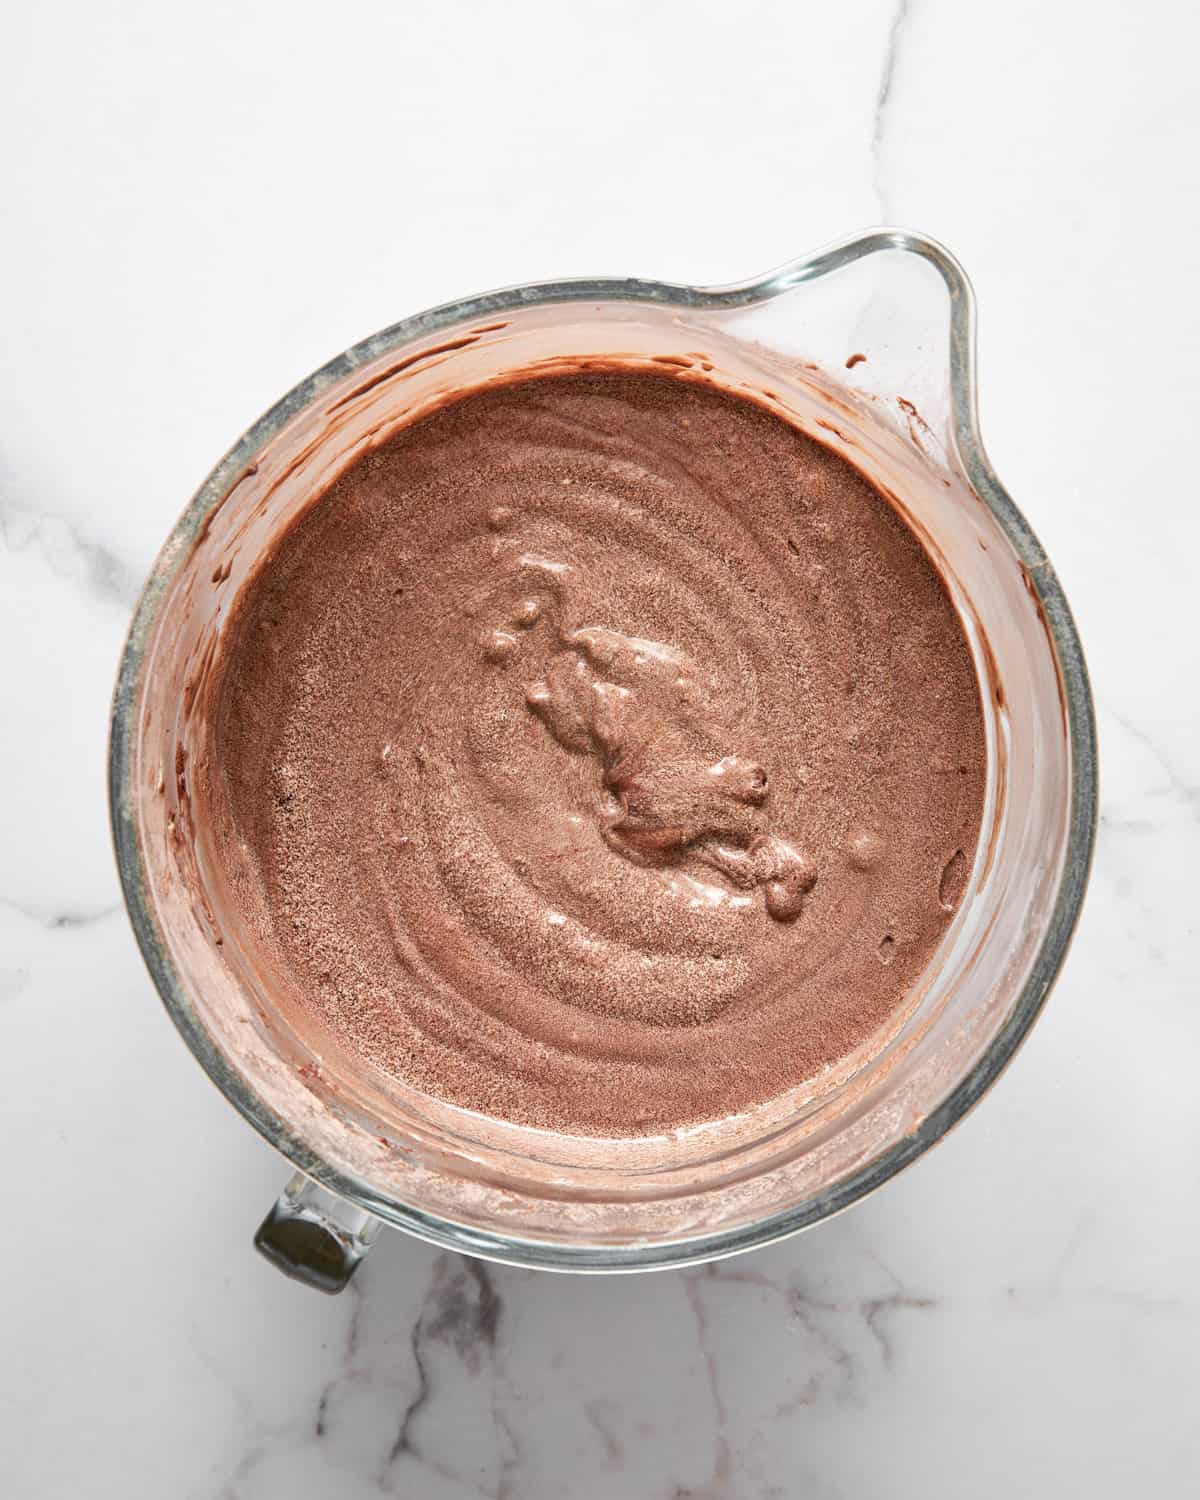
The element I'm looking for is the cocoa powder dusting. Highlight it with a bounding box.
[204,372,986,1135]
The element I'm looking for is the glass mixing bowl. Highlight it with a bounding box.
[109,229,1097,1288]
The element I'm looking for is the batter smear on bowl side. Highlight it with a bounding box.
[204,372,986,1134]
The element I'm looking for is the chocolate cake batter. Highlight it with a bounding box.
[206,372,986,1134]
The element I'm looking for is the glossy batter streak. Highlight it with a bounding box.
[207,372,986,1134]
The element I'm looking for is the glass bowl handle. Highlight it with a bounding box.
[254,1171,384,1292]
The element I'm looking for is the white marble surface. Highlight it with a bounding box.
[3,2,1198,1495]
